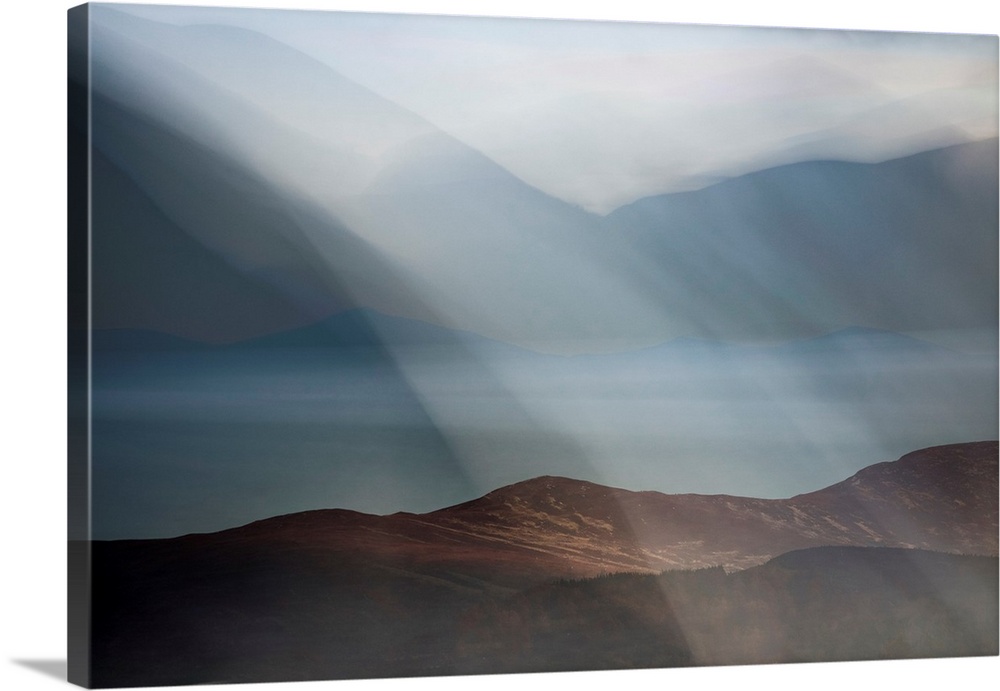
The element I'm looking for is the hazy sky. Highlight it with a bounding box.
[110,4,997,212]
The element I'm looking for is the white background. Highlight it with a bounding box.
[1,1,997,690]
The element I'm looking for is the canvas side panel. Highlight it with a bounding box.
[67,4,91,688]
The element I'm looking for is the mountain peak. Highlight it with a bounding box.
[827,440,997,495]
[454,475,619,510]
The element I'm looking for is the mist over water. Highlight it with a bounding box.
[91,331,997,540]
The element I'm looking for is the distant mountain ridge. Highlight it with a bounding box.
[91,306,957,357]
[86,6,997,351]
[603,136,998,344]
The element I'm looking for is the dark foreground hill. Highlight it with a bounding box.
[87,442,998,686]
[456,547,998,673]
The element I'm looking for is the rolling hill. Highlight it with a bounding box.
[86,442,998,686]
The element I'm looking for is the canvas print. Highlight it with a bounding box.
[67,3,999,688]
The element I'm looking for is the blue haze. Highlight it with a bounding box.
[91,317,997,539]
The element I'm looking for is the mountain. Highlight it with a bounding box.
[411,440,998,574]
[86,441,998,686]
[84,6,663,352]
[86,9,439,343]
[84,6,998,353]
[788,441,999,555]
[100,441,999,583]
[604,138,998,343]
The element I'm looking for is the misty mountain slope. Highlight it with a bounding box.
[87,6,999,353]
[605,138,998,341]
[88,66,455,342]
[294,125,679,353]
[336,132,997,350]
[85,6,675,352]
[89,5,440,197]
[89,137,328,341]
[94,5,662,352]
[88,8,449,342]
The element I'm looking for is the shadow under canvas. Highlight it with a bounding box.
[12,659,68,682]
